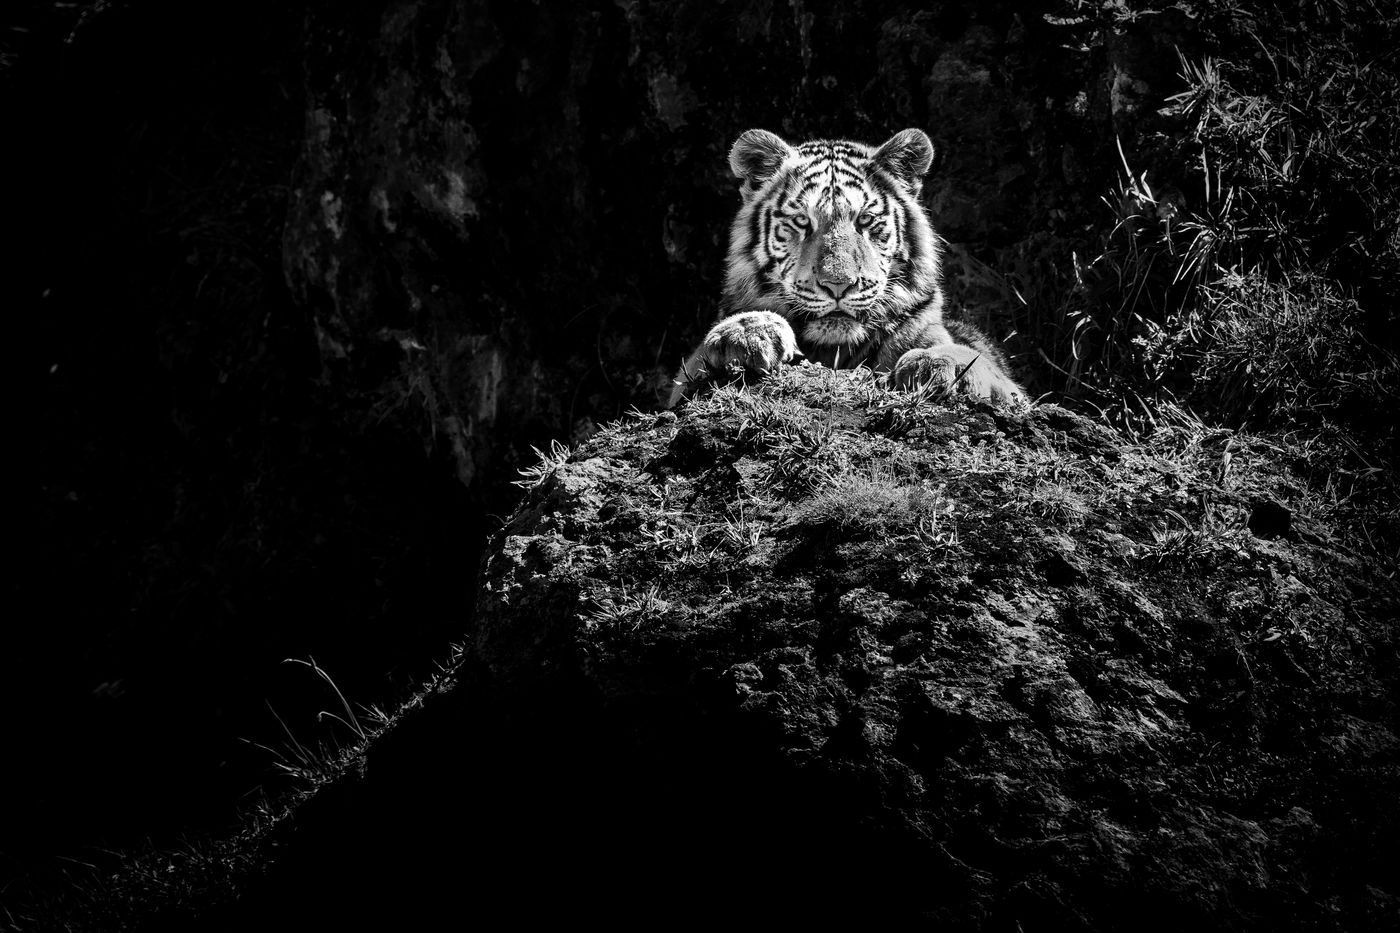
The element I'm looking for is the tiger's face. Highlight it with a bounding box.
[723,129,942,349]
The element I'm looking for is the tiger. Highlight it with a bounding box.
[668,128,1025,408]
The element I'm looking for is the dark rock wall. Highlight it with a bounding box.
[284,0,1194,487]
[4,0,475,882]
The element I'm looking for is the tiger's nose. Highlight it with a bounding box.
[817,276,854,299]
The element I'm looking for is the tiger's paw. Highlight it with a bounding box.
[699,311,798,373]
[891,345,1024,405]
[671,311,798,406]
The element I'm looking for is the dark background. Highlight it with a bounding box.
[3,0,1395,909]
[4,0,480,885]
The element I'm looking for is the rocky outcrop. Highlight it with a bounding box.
[127,364,1397,930]
[467,364,1399,928]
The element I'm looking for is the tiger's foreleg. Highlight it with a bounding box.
[881,318,1025,405]
[668,310,799,407]
[889,344,1023,404]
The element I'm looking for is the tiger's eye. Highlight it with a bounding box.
[791,214,811,229]
[856,213,876,230]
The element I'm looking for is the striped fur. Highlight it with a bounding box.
[670,128,1024,407]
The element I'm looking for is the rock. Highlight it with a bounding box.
[187,365,1397,930]
[468,365,1399,928]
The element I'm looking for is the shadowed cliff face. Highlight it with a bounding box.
[281,0,1193,489]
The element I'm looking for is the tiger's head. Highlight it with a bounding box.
[722,128,942,350]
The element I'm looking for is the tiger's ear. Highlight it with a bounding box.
[873,129,935,192]
[729,129,796,192]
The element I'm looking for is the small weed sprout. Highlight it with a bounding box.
[640,499,768,571]
[249,700,323,781]
[244,657,377,785]
[1139,505,1250,567]
[731,392,793,445]
[1027,481,1093,529]
[766,421,840,494]
[910,491,960,551]
[283,656,368,743]
[582,585,670,633]
[722,501,765,553]
[513,439,572,489]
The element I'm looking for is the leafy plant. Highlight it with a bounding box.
[1149,269,1399,429]
[1049,8,1399,453]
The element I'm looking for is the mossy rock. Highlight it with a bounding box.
[472,362,1399,928]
